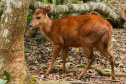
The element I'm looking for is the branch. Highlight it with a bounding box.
[34,1,125,27]
[92,67,126,77]
[0,1,125,28]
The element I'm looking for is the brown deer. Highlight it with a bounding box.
[30,5,115,80]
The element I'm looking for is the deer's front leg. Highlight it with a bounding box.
[45,45,62,75]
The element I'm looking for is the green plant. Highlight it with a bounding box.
[58,64,69,69]
[105,0,110,6]
[28,67,31,71]
[32,76,36,81]
[0,71,10,84]
[106,66,109,69]
[45,0,53,4]
[27,16,32,24]
[62,13,72,18]
[27,9,33,24]
[78,1,82,4]
[24,47,30,52]
[104,17,110,20]
[98,58,101,61]
[38,0,42,1]
[81,64,87,68]
[66,64,69,68]
[30,76,36,84]
[48,0,53,4]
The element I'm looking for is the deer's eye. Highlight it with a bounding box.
[36,17,41,20]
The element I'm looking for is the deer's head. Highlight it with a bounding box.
[30,4,50,28]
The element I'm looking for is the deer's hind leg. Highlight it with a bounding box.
[62,46,69,73]
[95,42,115,80]
[78,43,95,79]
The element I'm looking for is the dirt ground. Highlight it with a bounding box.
[24,28,126,84]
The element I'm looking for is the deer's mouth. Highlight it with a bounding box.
[31,26,36,28]
[30,25,38,28]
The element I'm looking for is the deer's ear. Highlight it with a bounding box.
[43,5,50,14]
[120,9,126,21]
[34,4,39,9]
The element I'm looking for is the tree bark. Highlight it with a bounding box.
[0,1,4,17]
[0,0,31,84]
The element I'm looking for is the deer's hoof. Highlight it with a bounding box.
[109,77,115,80]
[43,74,48,78]
[62,70,65,73]
[77,75,81,80]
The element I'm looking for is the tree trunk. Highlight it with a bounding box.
[0,0,31,84]
[0,1,4,18]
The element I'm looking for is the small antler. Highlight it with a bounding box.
[120,9,126,21]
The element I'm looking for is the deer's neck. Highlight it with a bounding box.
[40,14,53,43]
[40,14,52,35]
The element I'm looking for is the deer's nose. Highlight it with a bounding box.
[29,23,33,28]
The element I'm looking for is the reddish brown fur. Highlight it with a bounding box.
[30,5,115,80]
[120,9,126,21]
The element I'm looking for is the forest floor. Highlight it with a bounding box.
[25,29,126,84]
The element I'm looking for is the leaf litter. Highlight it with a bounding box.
[25,29,126,83]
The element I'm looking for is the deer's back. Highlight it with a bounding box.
[50,14,113,47]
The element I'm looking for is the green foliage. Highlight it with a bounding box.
[27,16,32,24]
[32,76,36,81]
[78,1,82,4]
[104,17,110,20]
[38,0,42,1]
[27,9,33,24]
[53,15,60,19]
[53,13,72,20]
[31,81,36,84]
[0,79,8,84]
[45,0,53,4]
[66,64,69,68]
[30,76,37,84]
[24,47,30,52]
[98,58,101,61]
[81,64,87,68]
[2,71,10,81]
[117,68,121,72]
[62,13,72,18]
[106,66,109,69]
[105,0,110,6]
[28,67,31,71]
[59,64,69,69]
[0,71,10,84]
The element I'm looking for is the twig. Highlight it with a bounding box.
[91,66,126,77]
[33,75,52,81]
[34,75,96,84]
